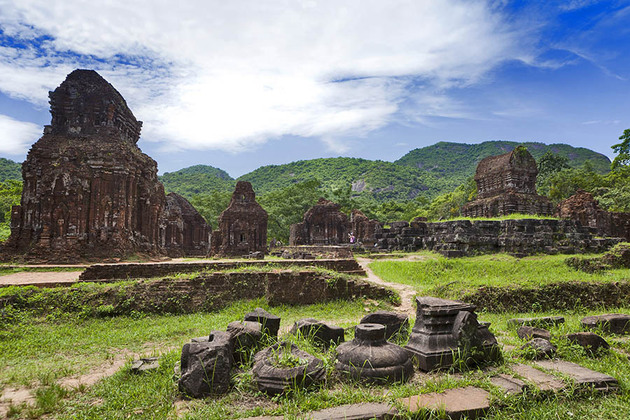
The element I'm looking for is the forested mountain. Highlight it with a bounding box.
[0,158,21,182]
[238,157,450,201]
[156,141,611,202]
[395,141,610,191]
[159,164,234,196]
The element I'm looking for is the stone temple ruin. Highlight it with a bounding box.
[4,69,210,261]
[162,192,212,257]
[210,181,268,256]
[556,189,630,242]
[289,198,380,246]
[462,146,553,218]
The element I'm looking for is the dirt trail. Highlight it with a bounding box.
[0,271,83,286]
[0,344,173,417]
[356,257,417,317]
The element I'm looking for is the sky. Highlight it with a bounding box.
[0,0,628,177]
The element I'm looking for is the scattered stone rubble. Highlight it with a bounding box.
[176,301,623,419]
[462,146,554,218]
[4,69,210,261]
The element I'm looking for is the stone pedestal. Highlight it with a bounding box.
[405,297,500,371]
[336,323,413,384]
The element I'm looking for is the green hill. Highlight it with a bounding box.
[238,157,450,202]
[0,158,22,182]
[395,141,611,192]
[159,165,235,197]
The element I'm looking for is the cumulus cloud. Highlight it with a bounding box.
[0,0,530,152]
[0,114,41,154]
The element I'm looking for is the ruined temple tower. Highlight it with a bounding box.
[210,181,268,256]
[461,146,553,218]
[6,69,209,260]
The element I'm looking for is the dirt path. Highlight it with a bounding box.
[0,271,83,286]
[356,257,417,317]
[0,344,174,417]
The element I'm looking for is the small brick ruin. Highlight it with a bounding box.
[289,198,380,246]
[4,69,210,261]
[210,181,268,256]
[163,193,211,257]
[374,218,619,257]
[555,189,630,242]
[462,147,553,217]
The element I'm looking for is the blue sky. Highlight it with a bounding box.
[0,0,628,177]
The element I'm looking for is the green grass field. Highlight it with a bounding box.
[2,253,630,418]
[369,253,630,295]
[2,300,630,419]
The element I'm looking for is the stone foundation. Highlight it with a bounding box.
[78,258,366,281]
[3,270,396,314]
[375,219,619,257]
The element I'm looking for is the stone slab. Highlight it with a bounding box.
[534,360,618,392]
[582,314,630,335]
[511,363,565,392]
[490,374,527,395]
[308,403,398,419]
[399,386,490,419]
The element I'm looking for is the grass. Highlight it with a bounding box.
[2,253,630,418]
[369,253,630,296]
[3,300,630,418]
[444,213,560,222]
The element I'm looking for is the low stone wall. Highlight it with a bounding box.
[375,219,620,257]
[79,259,365,281]
[463,280,630,313]
[2,270,397,315]
[270,246,354,259]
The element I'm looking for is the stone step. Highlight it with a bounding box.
[398,386,490,419]
[490,373,528,395]
[511,363,565,392]
[307,403,398,419]
[534,360,618,392]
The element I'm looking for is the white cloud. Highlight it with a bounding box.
[0,0,529,152]
[0,114,41,154]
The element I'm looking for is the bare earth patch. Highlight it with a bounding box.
[356,257,417,316]
[0,271,82,286]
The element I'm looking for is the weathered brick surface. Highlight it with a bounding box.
[78,258,365,281]
[462,147,553,218]
[13,270,394,314]
[4,70,209,262]
[290,199,380,246]
[210,181,267,257]
[375,218,618,256]
[556,189,630,241]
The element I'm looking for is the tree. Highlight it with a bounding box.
[536,151,571,195]
[0,180,22,241]
[612,129,630,170]
[258,179,322,243]
[189,190,232,229]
